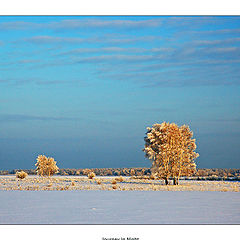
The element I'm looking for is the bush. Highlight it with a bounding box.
[35,155,59,177]
[96,179,102,185]
[130,169,135,176]
[71,181,76,186]
[115,176,124,182]
[119,176,124,182]
[112,179,117,184]
[16,171,28,179]
[88,172,96,179]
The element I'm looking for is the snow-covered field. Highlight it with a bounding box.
[0,190,239,224]
[1,175,240,191]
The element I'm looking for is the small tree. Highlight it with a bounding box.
[143,122,199,185]
[35,155,59,177]
[16,170,28,179]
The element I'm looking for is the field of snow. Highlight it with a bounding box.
[0,190,239,224]
[1,175,239,191]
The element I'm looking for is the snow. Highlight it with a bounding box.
[0,190,239,224]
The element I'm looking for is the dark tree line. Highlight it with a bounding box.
[1,168,240,179]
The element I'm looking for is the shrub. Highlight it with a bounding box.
[88,172,96,179]
[96,179,102,185]
[112,179,117,184]
[16,171,28,179]
[71,181,76,186]
[35,155,59,177]
[118,176,124,182]
[115,176,124,182]
[130,169,135,176]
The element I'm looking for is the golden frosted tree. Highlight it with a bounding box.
[35,155,59,177]
[143,122,199,185]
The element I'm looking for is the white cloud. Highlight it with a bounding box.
[0,19,163,31]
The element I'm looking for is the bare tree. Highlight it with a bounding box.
[143,122,199,185]
[35,155,59,177]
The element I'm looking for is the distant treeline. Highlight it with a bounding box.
[0,167,240,178]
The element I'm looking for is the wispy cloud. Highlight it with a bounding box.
[0,21,40,30]
[0,77,89,86]
[2,17,240,89]
[4,43,238,88]
[22,36,85,44]
[0,19,163,31]
[26,53,165,69]
[0,77,40,86]
[18,59,40,64]
[193,37,240,47]
[194,28,240,36]
[0,113,115,125]
[0,114,80,122]
[57,47,147,56]
[56,47,174,57]
[0,79,9,83]
[50,19,163,30]
[74,54,161,64]
[97,63,240,88]
[3,17,237,32]
[20,35,162,45]
[64,46,240,66]
[207,118,240,122]
[137,107,176,112]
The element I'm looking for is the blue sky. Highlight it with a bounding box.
[0,16,240,170]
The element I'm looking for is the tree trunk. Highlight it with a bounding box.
[173,177,179,185]
[164,177,169,185]
[173,177,177,185]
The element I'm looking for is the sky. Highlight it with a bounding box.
[0,16,240,170]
